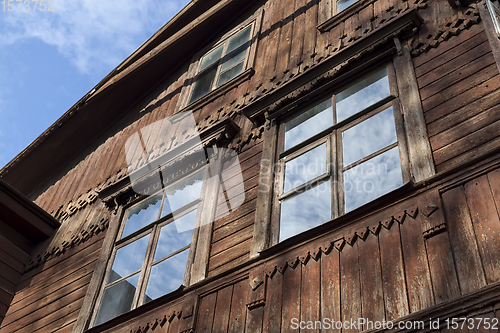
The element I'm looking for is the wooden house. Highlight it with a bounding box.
[1,0,500,331]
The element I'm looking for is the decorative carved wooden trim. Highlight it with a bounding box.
[97,118,240,211]
[241,8,423,124]
[228,125,265,153]
[103,295,198,333]
[411,6,481,56]
[24,214,109,272]
[246,269,266,310]
[53,188,99,222]
[423,223,446,239]
[261,207,419,280]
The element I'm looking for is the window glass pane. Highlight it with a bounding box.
[122,193,162,238]
[189,66,218,103]
[94,273,140,326]
[226,26,252,53]
[337,0,358,12]
[284,143,327,193]
[280,181,331,242]
[200,45,224,71]
[336,68,390,122]
[154,210,196,262]
[216,62,245,87]
[108,234,150,284]
[220,48,247,73]
[161,171,204,217]
[285,99,333,150]
[342,107,397,167]
[144,249,190,303]
[344,146,403,212]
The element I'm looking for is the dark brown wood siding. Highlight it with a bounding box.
[0,201,108,333]
[415,23,500,172]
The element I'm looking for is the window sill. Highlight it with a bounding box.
[317,0,378,33]
[183,68,254,112]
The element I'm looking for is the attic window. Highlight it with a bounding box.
[178,9,263,110]
[189,26,253,104]
[336,0,358,12]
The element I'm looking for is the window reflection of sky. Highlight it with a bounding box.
[122,193,162,238]
[344,147,402,212]
[280,181,331,241]
[94,273,140,326]
[285,99,333,150]
[336,68,390,122]
[109,234,150,284]
[144,249,189,302]
[284,143,327,193]
[227,26,252,53]
[154,210,196,262]
[342,107,397,167]
[161,171,204,217]
[337,0,358,12]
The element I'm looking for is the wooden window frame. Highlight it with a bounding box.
[487,0,500,38]
[89,167,208,327]
[269,63,411,245]
[176,9,263,112]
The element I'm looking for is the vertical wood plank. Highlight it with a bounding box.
[263,272,283,333]
[167,315,180,333]
[287,0,306,78]
[442,187,486,294]
[263,0,285,91]
[300,0,319,72]
[212,285,233,333]
[300,257,320,333]
[340,243,361,332]
[281,264,301,333]
[245,305,264,333]
[196,293,217,333]
[247,0,276,95]
[321,248,340,332]
[425,232,461,304]
[379,225,409,321]
[418,190,460,304]
[357,234,385,323]
[464,175,500,284]
[400,215,434,312]
[228,280,248,333]
[274,0,295,84]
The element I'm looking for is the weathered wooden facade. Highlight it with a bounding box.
[1,0,500,331]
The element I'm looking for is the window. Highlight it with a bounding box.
[487,0,500,38]
[189,24,254,104]
[336,0,358,13]
[275,64,409,242]
[92,169,205,326]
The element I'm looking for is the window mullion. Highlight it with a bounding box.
[331,130,339,219]
[133,225,159,309]
[336,128,345,215]
[212,44,228,90]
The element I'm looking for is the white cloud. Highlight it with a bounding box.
[0,0,189,75]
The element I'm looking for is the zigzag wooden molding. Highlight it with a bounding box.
[127,298,197,333]
[411,6,481,56]
[263,207,419,280]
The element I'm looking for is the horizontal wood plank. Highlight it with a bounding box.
[427,87,500,137]
[434,118,500,166]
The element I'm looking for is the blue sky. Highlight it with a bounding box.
[0,0,190,169]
